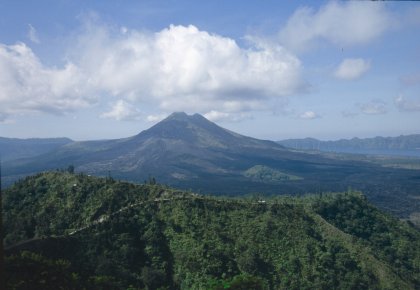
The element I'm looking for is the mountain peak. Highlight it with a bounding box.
[133,111,282,151]
[165,112,208,123]
[166,112,189,120]
[140,112,224,142]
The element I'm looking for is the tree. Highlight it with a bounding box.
[141,266,166,290]
[67,165,75,174]
[207,275,265,290]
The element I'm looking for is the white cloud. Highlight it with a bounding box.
[334,58,370,80]
[100,100,142,121]
[75,24,305,119]
[394,95,420,112]
[120,26,128,35]
[299,111,320,119]
[146,114,167,123]
[359,100,387,115]
[204,110,251,122]
[28,24,40,44]
[0,42,95,122]
[0,24,306,122]
[279,1,393,52]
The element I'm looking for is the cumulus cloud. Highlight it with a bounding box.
[28,24,40,44]
[0,42,95,122]
[204,110,251,122]
[299,111,320,119]
[146,114,167,123]
[100,100,142,121]
[76,24,305,113]
[334,58,370,80]
[394,95,420,112]
[279,1,393,52]
[359,100,387,115]
[0,24,306,122]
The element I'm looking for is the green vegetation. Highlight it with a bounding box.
[243,165,302,182]
[4,172,420,289]
[5,251,81,290]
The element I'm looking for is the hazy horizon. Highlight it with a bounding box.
[1,111,419,143]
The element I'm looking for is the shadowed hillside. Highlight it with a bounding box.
[4,172,420,289]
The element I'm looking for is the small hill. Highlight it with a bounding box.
[4,172,420,289]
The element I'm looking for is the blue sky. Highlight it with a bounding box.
[0,0,419,141]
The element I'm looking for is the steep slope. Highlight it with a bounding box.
[136,112,281,149]
[3,113,420,219]
[3,112,286,176]
[4,172,419,290]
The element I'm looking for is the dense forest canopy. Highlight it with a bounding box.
[3,172,419,289]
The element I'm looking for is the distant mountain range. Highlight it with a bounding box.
[278,135,420,157]
[2,112,420,219]
[0,137,72,161]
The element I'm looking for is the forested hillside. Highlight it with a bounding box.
[4,172,420,289]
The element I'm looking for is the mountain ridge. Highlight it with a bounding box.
[135,112,283,149]
[2,113,420,220]
[0,137,73,161]
[3,112,291,180]
[278,134,420,157]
